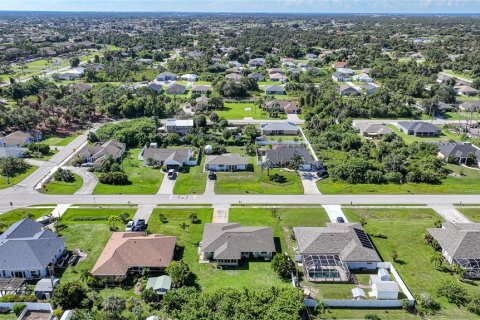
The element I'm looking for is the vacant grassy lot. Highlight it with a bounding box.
[457,208,480,222]
[0,165,37,189]
[93,149,164,195]
[59,208,136,283]
[40,174,83,194]
[0,208,53,228]
[215,102,286,120]
[343,208,480,319]
[173,157,206,195]
[43,133,81,146]
[318,164,480,195]
[215,167,304,195]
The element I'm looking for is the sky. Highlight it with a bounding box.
[1,0,480,14]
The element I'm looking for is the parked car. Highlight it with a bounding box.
[134,219,146,231]
[208,171,216,180]
[336,217,345,223]
[167,169,176,179]
[125,220,135,232]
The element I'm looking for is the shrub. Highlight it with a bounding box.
[0,307,10,314]
[467,293,480,315]
[158,213,168,223]
[12,304,25,316]
[99,171,129,185]
[416,292,440,315]
[269,173,286,183]
[54,168,75,183]
[436,279,469,306]
[27,143,50,155]
[364,314,380,320]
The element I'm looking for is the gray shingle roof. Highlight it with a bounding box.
[428,222,480,259]
[143,148,191,164]
[294,223,381,263]
[0,219,65,270]
[205,153,249,166]
[260,121,299,132]
[437,142,480,159]
[265,147,313,165]
[460,101,480,111]
[201,223,275,260]
[397,121,441,134]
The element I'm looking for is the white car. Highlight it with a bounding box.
[125,220,135,232]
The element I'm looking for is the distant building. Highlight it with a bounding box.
[166,83,187,95]
[397,121,441,137]
[260,121,299,135]
[165,119,194,135]
[155,72,178,82]
[264,85,286,95]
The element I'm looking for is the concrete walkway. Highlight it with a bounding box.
[133,205,156,222]
[212,205,229,223]
[204,177,215,195]
[157,174,177,195]
[429,204,471,223]
[68,167,98,195]
[300,172,321,195]
[322,205,348,223]
[51,204,72,218]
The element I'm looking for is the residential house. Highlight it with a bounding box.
[205,153,249,172]
[195,96,209,108]
[70,83,92,93]
[57,68,84,81]
[353,73,374,83]
[306,53,318,60]
[459,101,480,112]
[260,121,299,135]
[264,146,314,170]
[180,74,198,82]
[428,222,480,278]
[268,68,284,75]
[248,58,266,67]
[155,72,178,82]
[0,147,26,159]
[336,68,355,76]
[282,61,296,68]
[191,85,211,95]
[332,61,348,69]
[76,140,126,168]
[0,130,41,148]
[294,223,381,282]
[264,85,286,95]
[0,219,65,279]
[359,84,379,95]
[165,119,194,135]
[355,123,393,139]
[200,223,275,266]
[270,73,287,82]
[265,100,300,114]
[228,61,242,68]
[247,72,264,81]
[455,85,478,97]
[166,83,187,95]
[147,83,163,94]
[141,148,196,169]
[92,232,176,281]
[332,72,351,82]
[225,73,242,82]
[437,142,480,167]
[338,84,360,96]
[397,121,441,137]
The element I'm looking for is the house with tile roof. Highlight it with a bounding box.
[200,223,275,266]
[92,232,176,281]
[0,219,65,279]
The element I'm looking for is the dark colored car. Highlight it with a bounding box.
[336,217,345,223]
[134,219,146,231]
[208,171,216,180]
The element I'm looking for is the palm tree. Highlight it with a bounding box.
[79,269,93,283]
[291,152,304,172]
[262,159,273,176]
[179,222,189,241]
[108,215,120,230]
[430,251,443,269]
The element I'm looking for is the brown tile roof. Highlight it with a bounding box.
[92,232,176,277]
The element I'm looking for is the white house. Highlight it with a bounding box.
[181,74,198,82]
[57,68,84,81]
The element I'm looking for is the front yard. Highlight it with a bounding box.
[173,157,207,195]
[43,133,81,147]
[457,208,480,222]
[0,165,37,189]
[93,149,164,195]
[0,208,53,228]
[318,164,480,195]
[39,173,83,194]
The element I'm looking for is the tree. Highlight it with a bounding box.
[291,152,304,171]
[430,251,443,269]
[70,57,81,68]
[271,254,295,279]
[179,222,189,240]
[0,221,7,232]
[194,114,207,128]
[102,295,126,320]
[188,213,198,224]
[166,260,191,288]
[141,287,158,304]
[262,159,273,176]
[79,269,93,283]
[53,281,89,310]
[243,124,258,142]
[436,279,469,306]
[107,215,121,230]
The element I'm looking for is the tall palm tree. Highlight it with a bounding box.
[291,152,304,172]
[108,215,120,230]
[430,251,443,269]
[179,222,189,241]
[262,159,273,176]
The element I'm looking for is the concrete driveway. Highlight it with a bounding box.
[204,177,215,195]
[68,167,98,195]
[429,205,470,223]
[300,172,321,195]
[323,205,348,223]
[133,205,156,222]
[157,173,177,195]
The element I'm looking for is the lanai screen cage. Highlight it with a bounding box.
[454,258,480,278]
[303,254,351,282]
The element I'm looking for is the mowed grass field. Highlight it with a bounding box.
[0,165,38,189]
[318,164,480,195]
[40,173,83,194]
[457,208,480,222]
[215,102,287,120]
[0,208,53,229]
[93,149,164,195]
[173,156,207,195]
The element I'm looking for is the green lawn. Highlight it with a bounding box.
[0,165,38,189]
[173,156,207,195]
[93,149,164,195]
[0,208,53,228]
[387,124,464,144]
[39,174,83,194]
[443,111,480,120]
[59,208,136,283]
[215,102,287,120]
[457,208,480,222]
[43,134,81,146]
[318,164,480,195]
[215,167,304,195]
[343,208,480,319]
[0,314,17,320]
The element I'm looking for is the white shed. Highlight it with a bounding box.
[371,281,399,300]
[351,287,366,300]
[378,268,390,281]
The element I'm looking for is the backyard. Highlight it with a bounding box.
[215,102,287,120]
[318,164,480,195]
[343,208,480,319]
[93,149,164,195]
[39,173,83,195]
